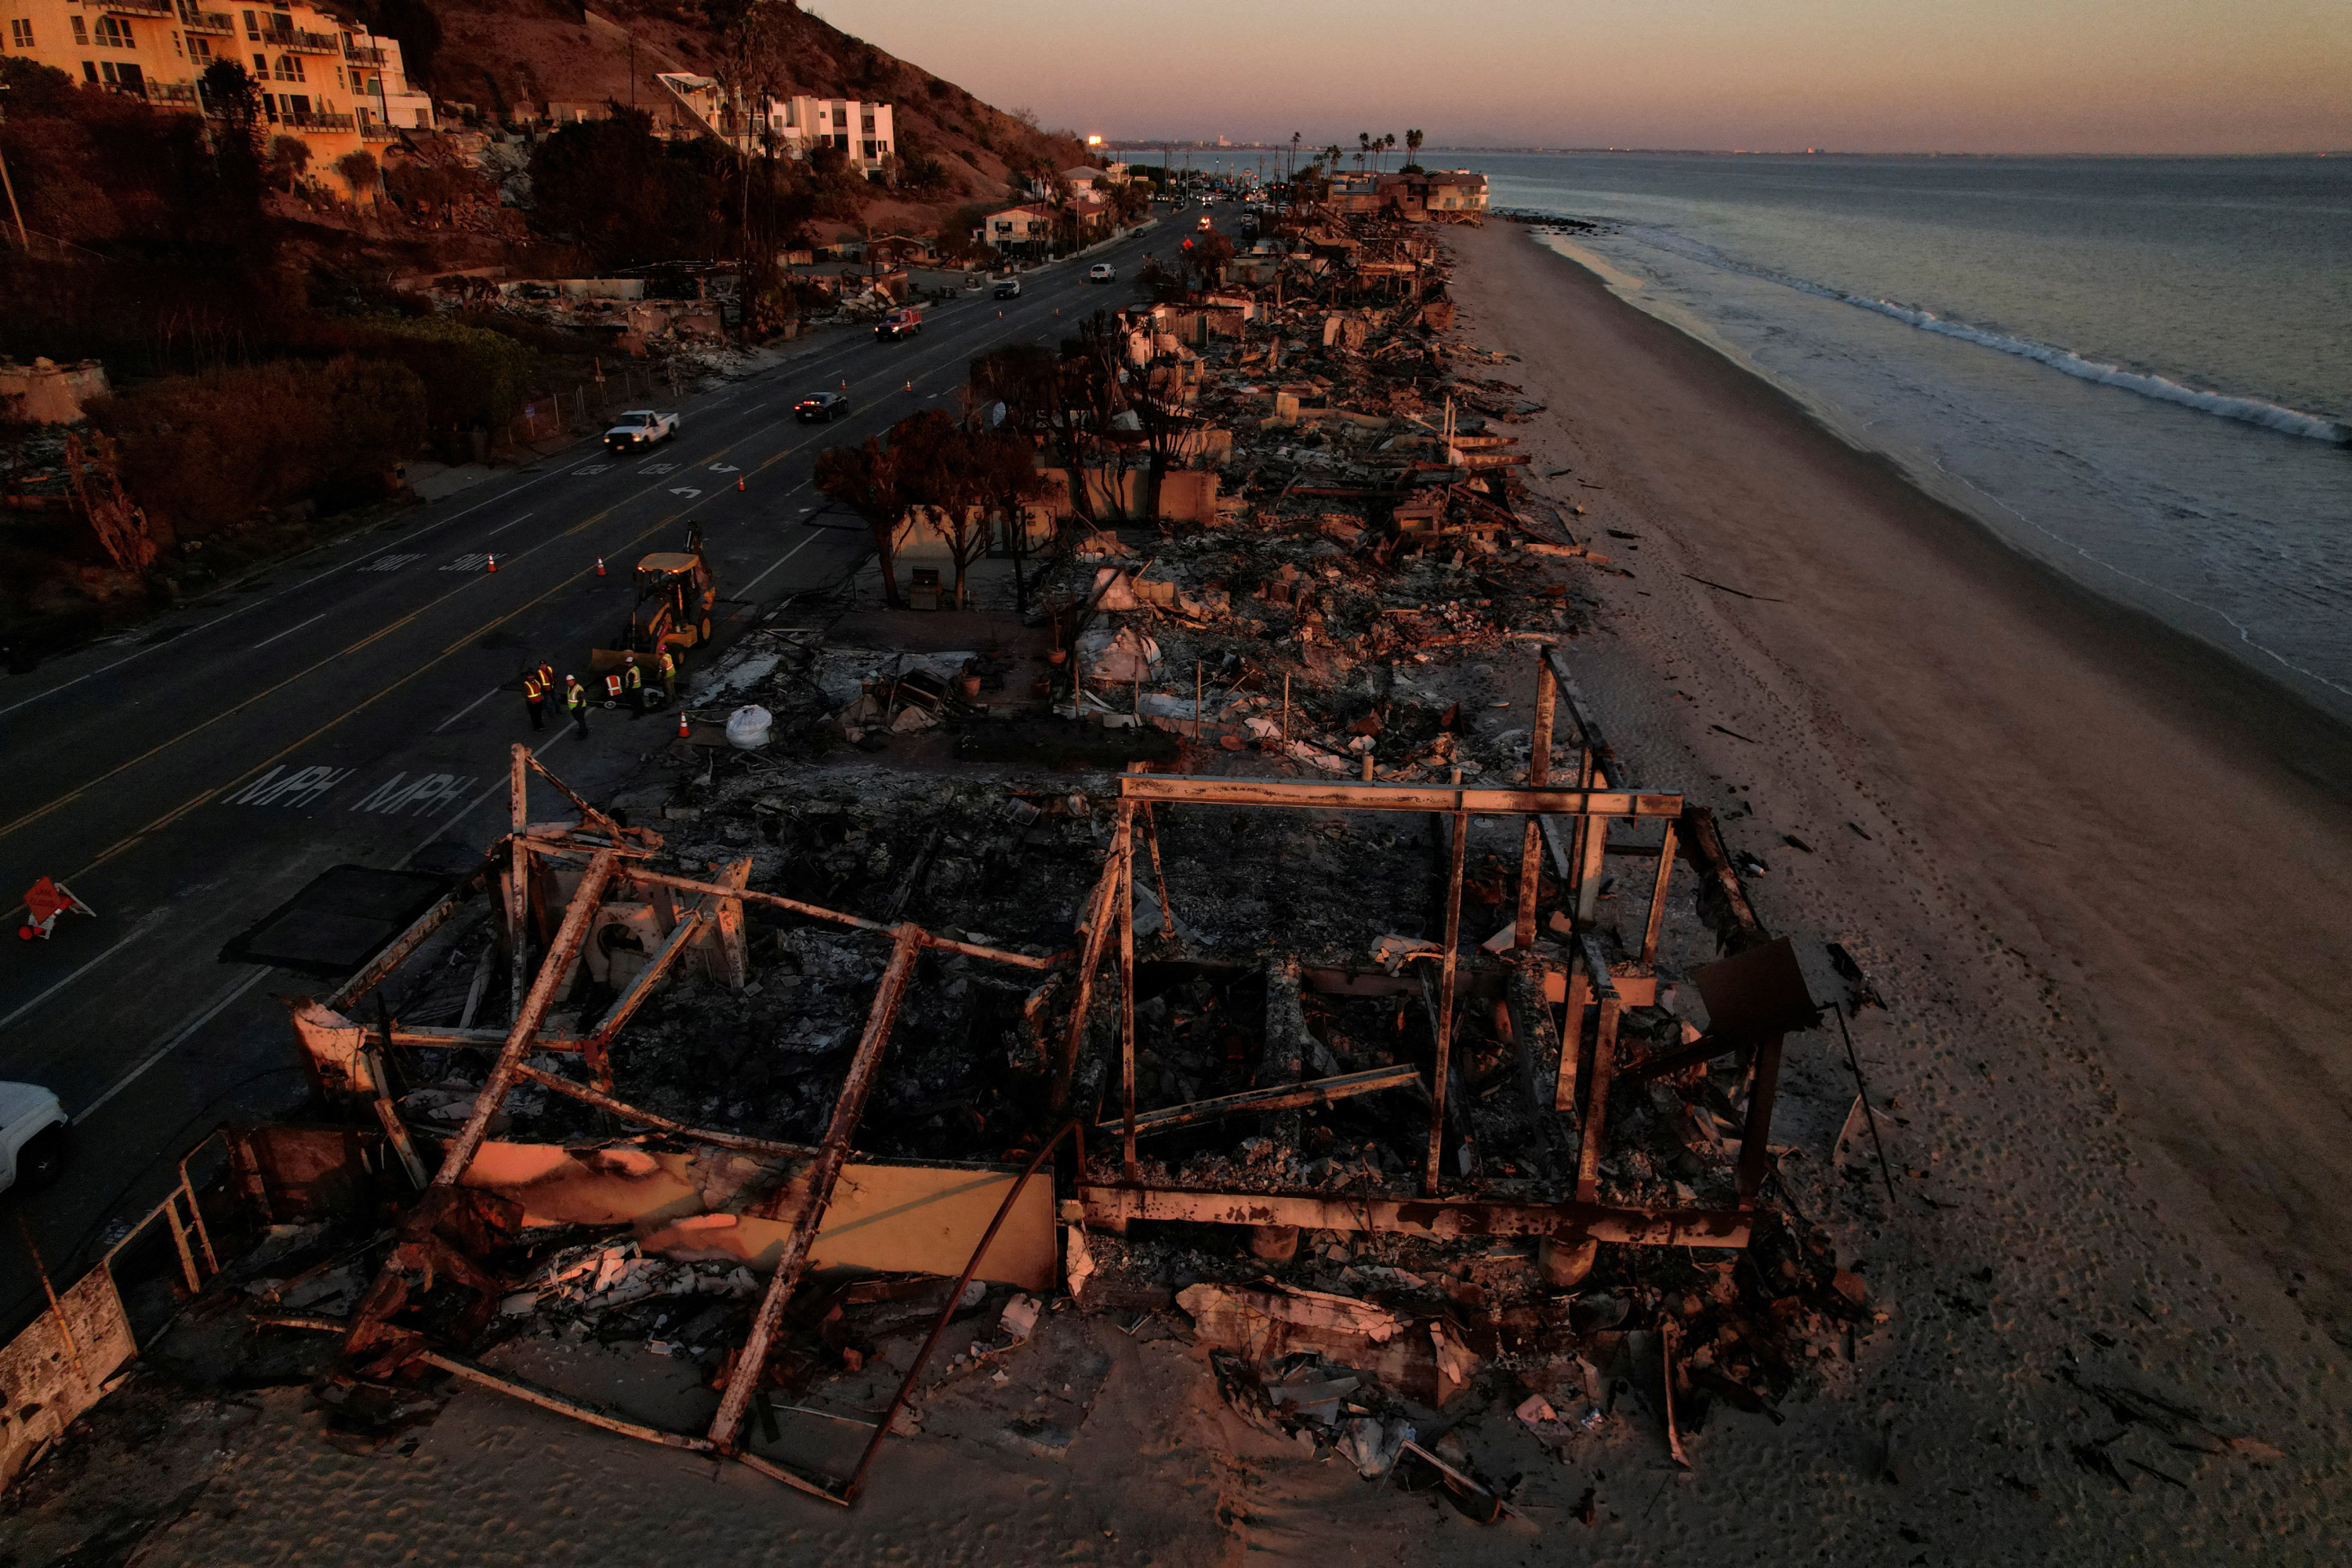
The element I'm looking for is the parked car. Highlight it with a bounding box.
[993,278,1022,299]
[794,391,849,423]
[1087,263,1116,284]
[603,409,680,452]
[874,307,924,340]
[0,1081,69,1195]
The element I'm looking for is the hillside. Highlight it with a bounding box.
[424,0,1091,240]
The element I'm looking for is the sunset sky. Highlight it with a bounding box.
[818,0,2352,154]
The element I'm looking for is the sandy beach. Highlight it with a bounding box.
[16,221,2352,1566]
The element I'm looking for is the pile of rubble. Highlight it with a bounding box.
[7,198,1896,1534]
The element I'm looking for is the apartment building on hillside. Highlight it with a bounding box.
[653,73,894,172]
[0,0,431,178]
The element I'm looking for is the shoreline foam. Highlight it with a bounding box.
[1523,223,2352,746]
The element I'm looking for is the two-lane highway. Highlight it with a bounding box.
[0,220,1167,1327]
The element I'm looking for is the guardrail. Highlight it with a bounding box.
[147,82,201,107]
[280,111,358,132]
[180,8,234,33]
[343,42,387,65]
[85,0,176,16]
[287,27,341,53]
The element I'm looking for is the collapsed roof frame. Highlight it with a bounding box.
[299,744,1064,1501]
[1061,646,1785,1253]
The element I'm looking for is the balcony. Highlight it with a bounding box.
[343,42,386,66]
[280,111,356,132]
[148,82,201,106]
[83,0,176,16]
[286,28,341,54]
[360,121,401,141]
[180,8,234,33]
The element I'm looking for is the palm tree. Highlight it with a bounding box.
[1357,131,1372,173]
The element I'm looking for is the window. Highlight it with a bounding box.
[172,28,183,56]
[84,60,99,82]
[191,35,211,60]
[71,16,89,45]
[274,53,301,82]
[9,18,33,48]
[252,51,266,73]
[96,17,136,47]
[244,9,259,40]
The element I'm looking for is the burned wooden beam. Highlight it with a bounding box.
[523,841,1058,971]
[707,922,924,1453]
[506,1062,815,1161]
[1679,806,1766,954]
[422,1350,714,1453]
[1095,1065,1422,1138]
[325,882,473,1015]
[1053,815,1127,1112]
[439,848,619,1189]
[1117,775,1680,820]
[1075,1185,1751,1249]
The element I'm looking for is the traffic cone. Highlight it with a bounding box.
[902,379,913,393]
[839,378,848,391]
[736,476,746,492]
[486,553,498,573]
[677,711,691,739]
[595,555,607,576]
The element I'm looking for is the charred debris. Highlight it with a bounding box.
[155,204,1889,1519]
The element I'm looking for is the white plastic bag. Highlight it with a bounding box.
[724,704,772,750]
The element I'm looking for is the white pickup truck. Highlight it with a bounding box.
[0,1081,68,1195]
[603,409,681,454]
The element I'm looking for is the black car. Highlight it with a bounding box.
[795,391,849,423]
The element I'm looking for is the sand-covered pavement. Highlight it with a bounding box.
[16,223,2350,1567]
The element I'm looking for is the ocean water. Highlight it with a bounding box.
[1465,153,2352,724]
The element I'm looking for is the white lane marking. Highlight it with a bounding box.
[358,554,423,573]
[483,512,538,539]
[0,458,601,720]
[709,463,741,473]
[576,463,612,475]
[249,610,330,651]
[74,728,572,1127]
[429,685,502,733]
[641,463,680,475]
[443,553,491,572]
[670,487,703,498]
[74,968,273,1125]
[0,913,168,1034]
[737,532,823,600]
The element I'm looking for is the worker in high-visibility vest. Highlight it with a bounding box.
[535,659,555,696]
[621,652,645,718]
[657,645,679,699]
[602,670,625,708]
[521,669,549,731]
[564,674,589,738]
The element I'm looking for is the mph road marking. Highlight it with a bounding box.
[361,554,423,572]
[350,772,481,815]
[224,764,353,808]
[222,766,480,815]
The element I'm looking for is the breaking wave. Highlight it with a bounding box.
[1541,216,2351,445]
